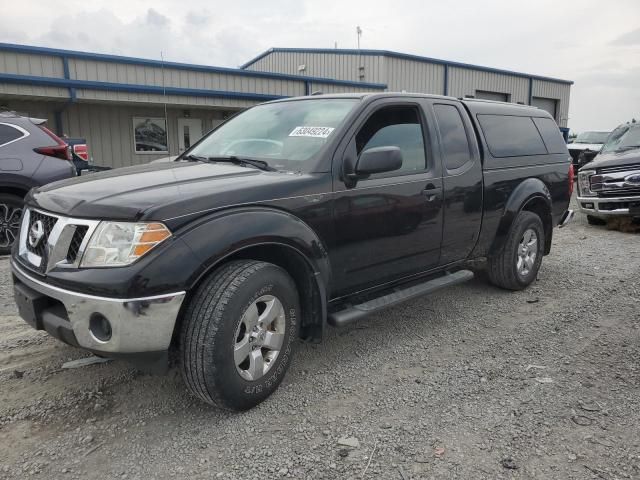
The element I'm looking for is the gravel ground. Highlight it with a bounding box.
[0,198,639,480]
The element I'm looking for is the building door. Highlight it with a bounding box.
[531,97,558,120]
[177,118,203,154]
[475,90,509,102]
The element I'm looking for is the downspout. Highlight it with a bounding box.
[528,77,533,105]
[54,56,77,136]
[443,64,449,96]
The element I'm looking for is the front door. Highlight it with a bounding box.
[177,118,203,154]
[330,100,444,296]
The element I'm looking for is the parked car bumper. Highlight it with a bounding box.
[577,195,640,218]
[11,259,185,369]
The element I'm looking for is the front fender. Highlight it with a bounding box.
[179,206,331,290]
[490,178,552,256]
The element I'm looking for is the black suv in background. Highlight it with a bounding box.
[11,93,573,410]
[0,112,76,253]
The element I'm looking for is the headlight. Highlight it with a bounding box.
[80,222,172,267]
[578,170,596,197]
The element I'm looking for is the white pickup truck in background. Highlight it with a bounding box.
[568,130,610,170]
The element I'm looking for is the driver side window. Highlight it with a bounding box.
[356,106,428,174]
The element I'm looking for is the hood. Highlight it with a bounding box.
[568,143,602,152]
[580,148,640,171]
[29,160,314,227]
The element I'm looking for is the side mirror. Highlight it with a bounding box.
[355,146,403,175]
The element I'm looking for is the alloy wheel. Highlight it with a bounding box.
[516,228,538,277]
[0,203,22,250]
[234,295,286,381]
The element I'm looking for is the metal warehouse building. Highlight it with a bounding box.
[0,43,572,168]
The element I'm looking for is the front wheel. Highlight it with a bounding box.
[488,211,545,291]
[0,194,24,255]
[180,260,299,410]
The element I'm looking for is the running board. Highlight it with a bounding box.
[327,270,474,327]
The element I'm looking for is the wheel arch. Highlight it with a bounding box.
[174,207,331,343]
[489,178,553,256]
[0,182,32,199]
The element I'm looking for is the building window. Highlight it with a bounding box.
[133,117,168,154]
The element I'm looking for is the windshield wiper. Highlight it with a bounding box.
[614,145,640,153]
[205,156,276,171]
[182,154,208,162]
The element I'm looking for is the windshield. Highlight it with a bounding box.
[575,131,610,144]
[187,99,359,171]
[601,124,640,153]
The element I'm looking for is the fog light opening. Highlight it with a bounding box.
[89,313,112,342]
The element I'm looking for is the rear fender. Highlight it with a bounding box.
[490,178,552,256]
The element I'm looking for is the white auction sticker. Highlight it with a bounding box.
[288,126,335,138]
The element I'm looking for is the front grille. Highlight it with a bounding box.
[25,211,58,272]
[599,187,640,197]
[19,209,98,273]
[66,225,88,263]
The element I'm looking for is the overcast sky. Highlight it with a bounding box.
[1,0,639,133]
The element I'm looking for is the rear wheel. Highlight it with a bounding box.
[488,211,545,291]
[180,260,299,410]
[0,194,24,255]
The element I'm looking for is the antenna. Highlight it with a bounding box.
[160,51,170,154]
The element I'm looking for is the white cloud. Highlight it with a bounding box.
[0,0,639,132]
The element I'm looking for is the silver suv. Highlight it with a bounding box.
[0,112,76,254]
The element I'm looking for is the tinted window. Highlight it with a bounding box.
[356,106,426,174]
[478,115,547,158]
[0,124,25,147]
[434,104,472,170]
[532,117,567,154]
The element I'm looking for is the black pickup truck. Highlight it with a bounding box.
[11,93,573,410]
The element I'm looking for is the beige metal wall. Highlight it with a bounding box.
[246,51,572,127]
[245,51,388,84]
[447,66,530,104]
[0,51,65,78]
[68,57,306,106]
[60,103,227,167]
[3,99,228,167]
[385,57,445,94]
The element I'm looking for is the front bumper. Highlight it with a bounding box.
[577,195,640,218]
[11,259,185,358]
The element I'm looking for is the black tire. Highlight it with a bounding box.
[180,260,299,410]
[488,211,545,291]
[586,215,606,226]
[0,193,24,255]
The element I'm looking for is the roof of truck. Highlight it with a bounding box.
[269,92,546,115]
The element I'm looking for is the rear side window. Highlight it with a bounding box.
[478,115,547,158]
[434,104,473,171]
[532,117,567,154]
[356,106,427,174]
[0,123,26,147]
